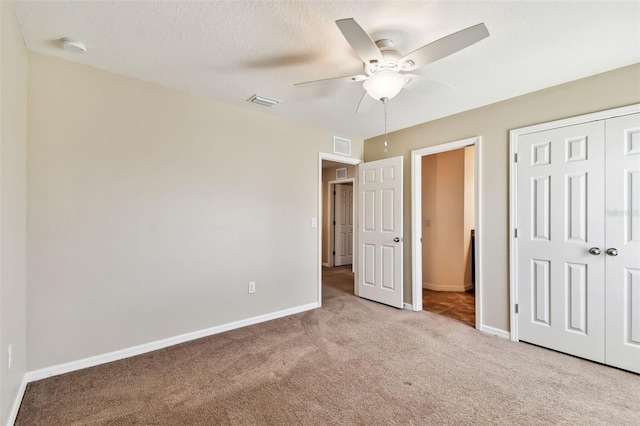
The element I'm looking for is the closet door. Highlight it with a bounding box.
[517,121,606,362]
[605,113,640,373]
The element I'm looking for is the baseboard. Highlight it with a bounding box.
[6,375,28,426]
[25,302,319,383]
[464,283,474,292]
[423,282,468,292]
[322,262,330,267]
[480,325,510,339]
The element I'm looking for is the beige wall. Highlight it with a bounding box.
[463,145,475,286]
[27,53,363,371]
[321,165,356,265]
[421,149,467,291]
[365,63,640,332]
[0,2,28,423]
[421,155,437,286]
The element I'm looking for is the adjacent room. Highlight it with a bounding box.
[1,1,639,424]
[420,145,477,327]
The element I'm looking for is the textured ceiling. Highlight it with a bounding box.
[12,1,640,140]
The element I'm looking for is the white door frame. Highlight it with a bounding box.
[411,137,483,329]
[509,103,640,342]
[327,178,355,268]
[318,153,361,307]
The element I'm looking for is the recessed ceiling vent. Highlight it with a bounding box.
[247,94,281,107]
[61,38,87,53]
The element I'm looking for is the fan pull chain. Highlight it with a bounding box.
[383,97,389,153]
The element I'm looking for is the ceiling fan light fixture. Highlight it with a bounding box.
[363,71,407,101]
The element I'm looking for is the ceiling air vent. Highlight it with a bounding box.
[247,94,281,107]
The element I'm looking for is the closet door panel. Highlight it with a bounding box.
[517,121,605,362]
[605,113,640,374]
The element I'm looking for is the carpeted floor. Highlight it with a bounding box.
[325,265,476,327]
[15,268,639,425]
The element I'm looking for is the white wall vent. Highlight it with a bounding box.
[336,168,347,180]
[333,136,351,156]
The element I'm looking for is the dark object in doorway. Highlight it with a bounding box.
[471,229,475,294]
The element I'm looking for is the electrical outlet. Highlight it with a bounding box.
[248,281,256,294]
[7,344,13,371]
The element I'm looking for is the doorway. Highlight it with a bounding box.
[332,182,354,267]
[328,181,354,268]
[421,146,475,326]
[411,137,482,329]
[318,153,360,305]
[319,154,405,310]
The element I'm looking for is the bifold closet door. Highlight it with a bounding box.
[604,113,640,373]
[517,121,606,363]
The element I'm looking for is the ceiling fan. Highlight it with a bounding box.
[295,19,489,114]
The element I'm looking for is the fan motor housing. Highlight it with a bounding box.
[364,39,404,75]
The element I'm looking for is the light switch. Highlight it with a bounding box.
[311,218,318,228]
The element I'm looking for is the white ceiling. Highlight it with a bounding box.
[12,1,640,140]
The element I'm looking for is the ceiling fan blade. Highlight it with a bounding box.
[356,91,376,115]
[294,74,367,88]
[336,18,384,65]
[399,23,489,71]
[404,74,457,92]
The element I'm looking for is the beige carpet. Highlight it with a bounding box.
[16,268,640,425]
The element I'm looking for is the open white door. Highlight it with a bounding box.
[357,156,403,309]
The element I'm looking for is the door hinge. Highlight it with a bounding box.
[333,220,336,225]
[333,191,336,195]
[515,303,519,314]
[514,153,518,163]
[514,228,518,238]
[332,251,335,255]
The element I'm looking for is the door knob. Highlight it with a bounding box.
[393,237,400,242]
[606,248,618,256]
[588,247,601,256]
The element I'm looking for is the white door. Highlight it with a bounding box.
[357,156,403,309]
[334,183,353,266]
[604,113,640,373]
[517,121,606,362]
